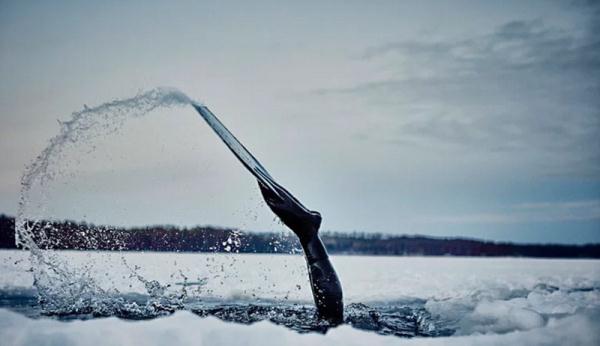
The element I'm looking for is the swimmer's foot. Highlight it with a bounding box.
[258,181,322,244]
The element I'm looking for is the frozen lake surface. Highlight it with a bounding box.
[0,250,599,345]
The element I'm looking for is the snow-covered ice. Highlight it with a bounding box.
[1,307,599,346]
[0,250,598,345]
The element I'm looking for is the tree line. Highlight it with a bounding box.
[1,214,598,258]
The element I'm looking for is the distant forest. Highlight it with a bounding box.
[1,214,599,258]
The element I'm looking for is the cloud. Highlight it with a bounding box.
[419,200,600,225]
[315,6,600,177]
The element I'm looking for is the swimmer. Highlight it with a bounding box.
[193,104,344,323]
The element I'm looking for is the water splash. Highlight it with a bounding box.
[15,87,194,312]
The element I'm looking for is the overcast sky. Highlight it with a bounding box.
[1,0,598,244]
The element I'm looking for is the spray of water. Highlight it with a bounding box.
[15,87,195,313]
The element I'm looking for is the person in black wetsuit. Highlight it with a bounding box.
[192,103,343,323]
[257,180,344,323]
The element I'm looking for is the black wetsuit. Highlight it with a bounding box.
[258,182,344,323]
[192,103,343,322]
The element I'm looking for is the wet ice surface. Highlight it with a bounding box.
[1,250,599,345]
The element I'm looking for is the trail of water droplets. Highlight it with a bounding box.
[15,87,193,313]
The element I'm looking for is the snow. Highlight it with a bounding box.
[1,307,598,346]
[0,250,599,345]
[458,299,545,334]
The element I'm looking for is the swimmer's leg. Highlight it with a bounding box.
[192,104,343,321]
[258,182,343,323]
[302,234,344,322]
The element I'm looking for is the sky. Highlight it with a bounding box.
[0,0,599,244]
